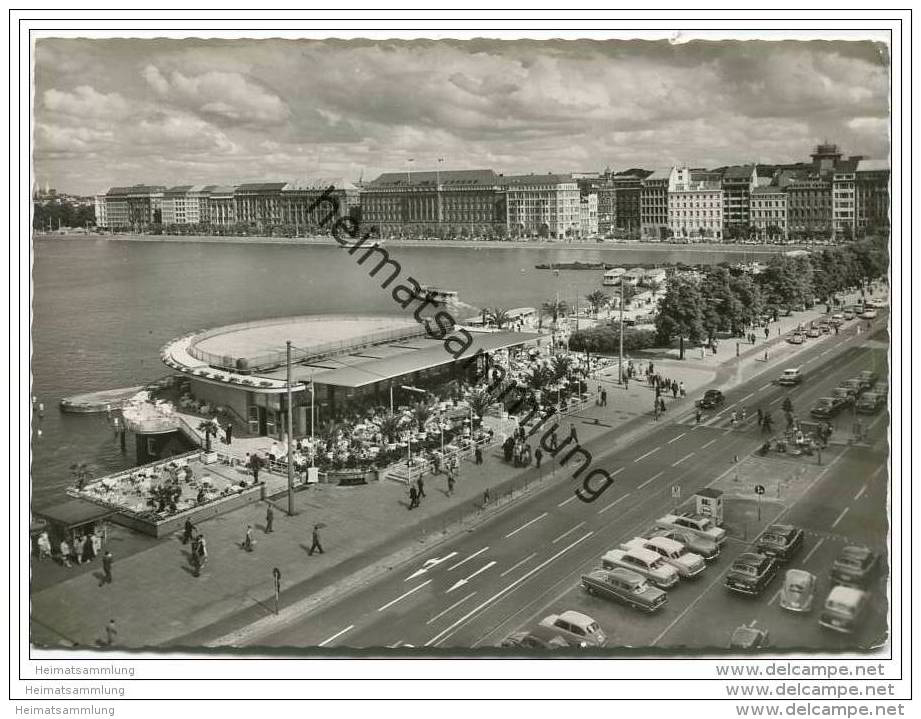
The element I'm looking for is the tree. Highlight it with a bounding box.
[197,420,216,452]
[527,365,554,391]
[585,290,610,317]
[485,307,511,329]
[412,402,433,431]
[654,274,705,359]
[700,266,744,338]
[550,354,574,381]
[467,388,494,419]
[541,298,568,323]
[378,412,403,444]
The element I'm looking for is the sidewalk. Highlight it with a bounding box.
[30,294,868,649]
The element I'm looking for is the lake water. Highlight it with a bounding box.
[31,237,779,505]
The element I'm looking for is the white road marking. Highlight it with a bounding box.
[377,580,431,612]
[854,484,868,501]
[637,471,664,490]
[802,538,826,565]
[504,512,548,539]
[701,438,718,450]
[425,531,595,647]
[426,591,476,625]
[740,393,754,403]
[557,496,577,508]
[667,432,687,445]
[406,551,459,580]
[831,507,850,529]
[552,521,587,544]
[500,552,537,578]
[598,493,632,515]
[671,452,694,467]
[768,590,781,606]
[871,466,886,480]
[759,383,772,391]
[770,397,783,405]
[610,467,625,477]
[447,561,497,593]
[634,447,661,462]
[819,348,830,356]
[318,624,355,647]
[447,547,489,571]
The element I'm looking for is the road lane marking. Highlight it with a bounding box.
[377,580,432,612]
[610,467,625,477]
[671,452,694,467]
[831,507,850,529]
[598,493,631,515]
[425,531,595,647]
[770,397,783,405]
[634,447,661,462]
[802,538,826,565]
[426,591,476,625]
[447,561,497,593]
[504,512,548,539]
[637,471,664,490]
[768,590,781,606]
[406,551,459,580]
[552,522,586,544]
[854,484,868,501]
[500,552,536,578]
[759,383,772,391]
[667,432,687,445]
[740,393,754,403]
[447,547,489,571]
[871,466,885,480]
[557,496,577,508]
[318,625,355,647]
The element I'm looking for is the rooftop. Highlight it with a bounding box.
[283,177,358,191]
[502,173,575,187]
[366,169,500,189]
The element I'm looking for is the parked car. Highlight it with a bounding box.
[839,378,866,397]
[819,322,832,334]
[855,393,884,414]
[778,367,804,386]
[695,389,725,410]
[779,569,817,613]
[810,397,844,419]
[725,553,779,596]
[819,586,868,634]
[805,326,821,338]
[656,513,727,545]
[602,546,680,589]
[787,333,805,345]
[536,611,607,647]
[858,370,879,387]
[755,524,805,562]
[829,313,845,326]
[842,310,855,320]
[860,308,879,319]
[831,546,879,588]
[867,298,887,309]
[581,568,668,613]
[729,624,770,649]
[875,381,889,398]
[644,526,721,562]
[500,631,569,649]
[622,536,706,579]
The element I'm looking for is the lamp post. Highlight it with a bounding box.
[618,280,625,384]
[285,341,295,516]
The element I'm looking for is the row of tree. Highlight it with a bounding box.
[33,200,95,230]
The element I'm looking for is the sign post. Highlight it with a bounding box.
[272,567,281,615]
[754,484,765,522]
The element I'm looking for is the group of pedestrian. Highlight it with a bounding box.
[46,530,104,568]
[408,475,427,509]
[189,532,208,577]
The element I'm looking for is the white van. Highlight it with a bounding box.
[778,368,803,386]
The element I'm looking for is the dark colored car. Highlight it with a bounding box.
[646,527,721,562]
[810,397,843,419]
[831,388,856,408]
[831,546,879,588]
[581,568,668,613]
[725,553,779,596]
[696,389,725,410]
[756,524,805,563]
[730,625,770,649]
[856,392,885,414]
[500,631,569,649]
[839,379,866,397]
[858,370,879,388]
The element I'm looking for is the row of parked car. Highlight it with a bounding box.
[810,369,886,419]
[786,299,883,345]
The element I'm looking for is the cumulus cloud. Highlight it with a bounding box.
[43,85,132,121]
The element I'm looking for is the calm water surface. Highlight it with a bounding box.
[31,237,777,505]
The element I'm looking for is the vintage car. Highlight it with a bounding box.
[842,310,856,320]
[695,389,725,410]
[831,546,879,588]
[819,586,869,634]
[858,370,879,388]
[724,553,779,596]
[778,367,804,386]
[856,392,886,414]
[581,568,668,613]
[805,326,822,338]
[622,536,706,579]
[860,308,879,319]
[810,396,844,419]
[602,546,680,589]
[729,624,770,649]
[535,611,607,647]
[756,524,805,563]
[779,569,817,613]
[818,322,832,334]
[829,314,845,326]
[787,333,805,345]
[656,513,727,545]
[500,631,569,649]
[644,526,721,562]
[839,379,866,397]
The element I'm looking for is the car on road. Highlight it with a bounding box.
[831,546,879,588]
[656,513,727,545]
[830,388,857,409]
[644,527,721,562]
[818,322,831,334]
[839,379,866,397]
[779,569,817,613]
[536,611,607,647]
[805,326,821,338]
[755,524,805,563]
[729,624,770,649]
[724,553,779,596]
[860,308,879,319]
[856,392,885,414]
[602,546,680,589]
[778,367,804,386]
[622,536,706,579]
[695,389,725,410]
[829,314,845,326]
[500,631,569,649]
[810,396,846,419]
[787,333,805,345]
[858,370,878,387]
[581,568,669,613]
[819,586,868,634]
[867,298,887,309]
[843,310,856,320]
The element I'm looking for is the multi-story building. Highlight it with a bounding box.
[612,169,650,238]
[104,185,165,230]
[750,186,788,241]
[580,193,598,238]
[161,185,212,227]
[720,165,757,236]
[640,168,672,241]
[667,167,724,241]
[207,185,237,227]
[782,175,832,240]
[596,182,616,236]
[832,159,858,240]
[855,159,890,236]
[503,173,581,239]
[234,182,287,230]
[94,192,108,229]
[279,178,360,234]
[361,169,504,238]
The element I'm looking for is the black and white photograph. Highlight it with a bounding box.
[12,8,909,714]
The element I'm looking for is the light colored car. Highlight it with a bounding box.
[842,310,855,320]
[867,298,887,309]
[819,586,868,634]
[656,513,727,545]
[778,367,804,386]
[622,536,706,579]
[645,526,720,562]
[787,333,805,345]
[805,326,821,338]
[581,568,668,613]
[536,610,607,647]
[602,546,680,588]
[779,569,817,612]
[860,308,879,319]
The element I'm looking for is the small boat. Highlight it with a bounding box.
[420,286,459,305]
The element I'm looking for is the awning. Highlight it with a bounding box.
[34,499,116,530]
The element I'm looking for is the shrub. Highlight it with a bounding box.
[568,325,658,354]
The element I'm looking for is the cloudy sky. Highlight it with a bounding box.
[33,37,890,195]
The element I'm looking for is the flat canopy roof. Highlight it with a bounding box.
[309,331,540,388]
[34,499,115,529]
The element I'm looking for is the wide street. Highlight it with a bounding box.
[244,316,890,652]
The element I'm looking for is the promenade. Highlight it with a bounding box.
[30,298,865,650]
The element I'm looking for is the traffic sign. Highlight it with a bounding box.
[754,485,766,495]
[671,485,681,499]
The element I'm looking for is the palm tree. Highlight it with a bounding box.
[550,354,574,381]
[378,412,404,444]
[541,298,568,323]
[527,365,554,391]
[485,306,511,329]
[467,388,494,419]
[585,290,610,318]
[196,420,216,452]
[412,401,433,431]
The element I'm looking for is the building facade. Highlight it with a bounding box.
[854,159,890,236]
[206,186,237,227]
[580,193,598,237]
[783,177,832,240]
[832,160,858,240]
[503,174,581,239]
[596,183,616,236]
[667,167,724,241]
[612,170,650,238]
[94,192,108,229]
[750,186,788,241]
[720,165,757,237]
[279,178,360,234]
[161,185,212,227]
[103,185,165,231]
[640,168,671,241]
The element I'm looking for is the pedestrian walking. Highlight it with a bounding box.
[659,397,666,414]
[569,423,578,444]
[695,409,702,425]
[600,388,607,407]
[408,485,418,510]
[624,375,629,390]
[672,384,678,399]
[105,619,118,647]
[225,423,233,445]
[763,349,769,362]
[182,518,195,544]
[101,550,113,585]
[549,431,558,452]
[764,327,770,340]
[81,534,96,564]
[36,531,51,561]
[483,489,491,506]
[243,524,254,552]
[197,534,208,565]
[308,524,324,555]
[730,411,737,427]
[474,446,483,465]
[679,381,686,397]
[265,504,274,533]
[417,476,426,500]
[535,447,543,468]
[757,408,764,427]
[446,470,455,496]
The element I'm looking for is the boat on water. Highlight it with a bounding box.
[420,286,459,305]
[602,268,626,286]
